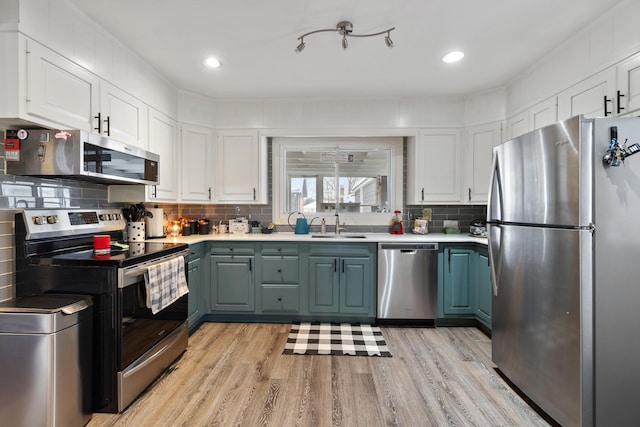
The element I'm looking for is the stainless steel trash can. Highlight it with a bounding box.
[0,294,93,427]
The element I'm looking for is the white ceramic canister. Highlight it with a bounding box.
[127,221,146,242]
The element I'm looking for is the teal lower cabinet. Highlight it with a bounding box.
[202,241,375,321]
[439,244,492,330]
[475,247,492,329]
[209,243,255,312]
[442,246,477,315]
[308,244,375,318]
[187,242,206,332]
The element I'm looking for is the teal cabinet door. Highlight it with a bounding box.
[476,250,492,328]
[309,256,339,313]
[340,257,372,314]
[443,247,476,315]
[210,255,255,312]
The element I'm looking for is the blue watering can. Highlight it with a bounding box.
[288,211,319,234]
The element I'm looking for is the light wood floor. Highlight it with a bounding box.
[88,323,550,427]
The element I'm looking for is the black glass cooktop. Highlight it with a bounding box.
[31,241,188,267]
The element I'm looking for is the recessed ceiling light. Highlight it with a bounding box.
[203,57,221,68]
[442,51,464,63]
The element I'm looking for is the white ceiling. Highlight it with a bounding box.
[69,0,623,99]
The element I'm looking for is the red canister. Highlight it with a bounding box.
[93,235,111,255]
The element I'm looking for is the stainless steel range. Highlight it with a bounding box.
[14,208,189,413]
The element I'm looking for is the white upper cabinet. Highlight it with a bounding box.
[617,53,640,116]
[99,81,148,149]
[529,96,558,131]
[215,129,266,204]
[181,124,215,202]
[25,38,100,130]
[148,108,179,201]
[558,68,616,120]
[505,110,529,141]
[407,128,463,204]
[464,122,502,204]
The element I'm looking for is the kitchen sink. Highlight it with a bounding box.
[311,234,367,239]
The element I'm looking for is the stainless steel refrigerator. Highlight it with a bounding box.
[487,115,640,427]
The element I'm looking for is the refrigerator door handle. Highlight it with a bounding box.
[487,150,504,222]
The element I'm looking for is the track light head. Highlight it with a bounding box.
[342,35,348,50]
[295,40,306,53]
[385,32,393,48]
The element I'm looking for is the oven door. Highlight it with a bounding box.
[119,252,188,369]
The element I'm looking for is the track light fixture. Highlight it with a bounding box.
[295,21,395,52]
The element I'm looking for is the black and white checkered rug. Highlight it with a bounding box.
[283,322,392,357]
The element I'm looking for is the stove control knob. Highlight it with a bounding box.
[107,214,114,220]
[33,216,43,225]
[99,214,106,221]
[46,215,57,224]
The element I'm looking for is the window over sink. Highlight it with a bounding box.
[272,136,403,226]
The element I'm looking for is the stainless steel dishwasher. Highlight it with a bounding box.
[377,243,438,320]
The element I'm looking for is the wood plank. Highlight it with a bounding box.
[88,323,551,427]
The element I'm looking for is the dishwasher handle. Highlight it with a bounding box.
[379,243,438,251]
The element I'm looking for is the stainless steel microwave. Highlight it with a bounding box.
[4,129,159,185]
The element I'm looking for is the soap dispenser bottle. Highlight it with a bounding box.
[320,218,326,234]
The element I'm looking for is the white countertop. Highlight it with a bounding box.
[147,232,488,246]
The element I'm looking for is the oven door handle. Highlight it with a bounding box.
[121,254,187,286]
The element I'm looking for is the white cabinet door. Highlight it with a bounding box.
[529,96,558,130]
[25,39,99,130]
[505,110,529,140]
[465,122,502,204]
[558,68,616,120]
[181,124,215,202]
[617,53,640,116]
[407,128,463,204]
[99,81,148,149]
[216,129,265,203]
[148,108,178,201]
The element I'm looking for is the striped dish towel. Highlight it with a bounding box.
[144,256,189,314]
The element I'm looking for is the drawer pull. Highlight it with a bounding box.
[277,268,282,272]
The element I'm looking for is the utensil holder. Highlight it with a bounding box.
[127,221,145,242]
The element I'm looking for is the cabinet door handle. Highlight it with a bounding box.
[604,96,612,116]
[94,112,102,133]
[208,188,211,200]
[448,250,451,272]
[253,188,256,200]
[468,187,472,202]
[152,185,157,198]
[104,115,110,136]
[249,258,252,271]
[334,259,337,272]
[342,259,345,273]
[617,90,625,114]
[421,188,425,201]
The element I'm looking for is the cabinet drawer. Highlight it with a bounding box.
[261,285,300,312]
[261,243,299,256]
[261,256,299,283]
[209,243,254,255]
